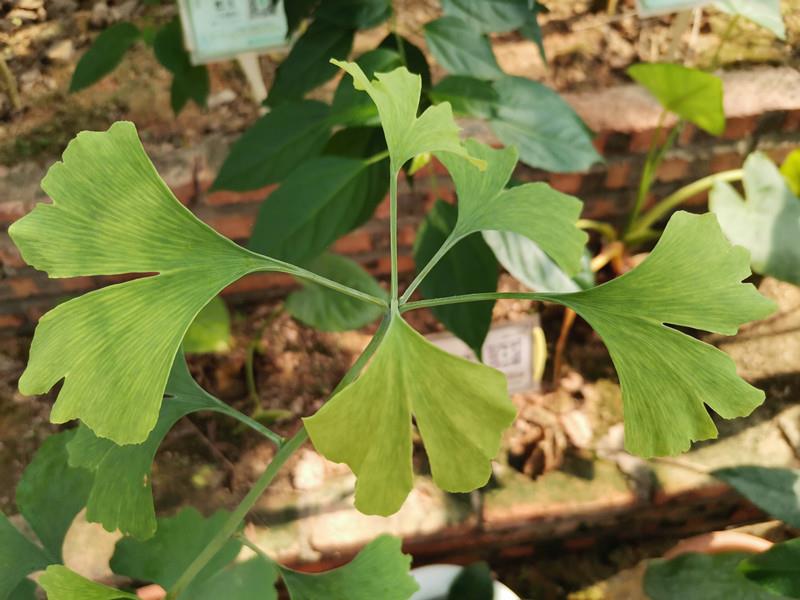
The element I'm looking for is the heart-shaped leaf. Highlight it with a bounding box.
[712,466,800,527]
[70,22,140,93]
[739,538,800,596]
[424,17,503,80]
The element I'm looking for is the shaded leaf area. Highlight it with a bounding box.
[710,152,800,285]
[316,0,392,29]
[153,18,209,114]
[628,62,725,135]
[739,539,800,597]
[414,200,498,358]
[0,513,51,598]
[447,562,495,600]
[38,566,137,600]
[430,76,498,120]
[424,17,503,80]
[378,34,431,90]
[305,313,516,515]
[547,212,775,457]
[183,295,231,354]
[69,22,140,92]
[441,0,532,33]
[712,466,800,528]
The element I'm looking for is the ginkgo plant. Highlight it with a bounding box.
[2,59,775,598]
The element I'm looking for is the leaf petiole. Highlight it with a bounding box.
[400,291,551,312]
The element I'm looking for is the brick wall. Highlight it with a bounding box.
[1,67,799,335]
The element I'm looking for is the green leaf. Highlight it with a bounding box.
[483,230,594,293]
[316,0,392,29]
[8,122,280,444]
[331,49,403,126]
[715,0,785,39]
[628,63,725,135]
[378,34,432,90]
[423,17,503,80]
[285,0,318,35]
[712,466,800,527]
[194,557,278,600]
[0,513,51,598]
[183,295,231,354]
[280,535,418,599]
[780,149,800,196]
[645,553,787,600]
[304,313,516,515]
[67,355,226,539]
[519,3,547,64]
[38,566,137,600]
[547,211,775,457]
[212,100,331,192]
[436,140,587,276]
[110,507,241,590]
[332,60,482,171]
[286,253,386,332]
[267,20,354,107]
[153,18,208,113]
[169,64,210,114]
[8,579,37,600]
[490,76,602,172]
[429,75,499,119]
[710,152,800,285]
[447,562,494,600]
[15,430,92,561]
[414,200,498,358]
[70,22,140,92]
[441,0,531,33]
[739,539,800,597]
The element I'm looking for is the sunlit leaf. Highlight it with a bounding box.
[547,211,775,457]
[712,466,800,527]
[38,566,137,600]
[377,35,431,90]
[440,0,531,33]
[304,314,516,515]
[331,49,403,126]
[9,122,283,444]
[710,152,800,285]
[739,538,800,597]
[429,76,499,119]
[780,149,800,196]
[424,17,503,80]
[414,200,498,358]
[183,295,231,354]
[715,0,785,39]
[282,535,417,600]
[15,430,92,561]
[628,63,725,135]
[69,22,140,92]
[0,514,51,598]
[286,253,386,332]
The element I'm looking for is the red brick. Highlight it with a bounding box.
[604,161,631,189]
[207,213,256,240]
[332,230,372,255]
[0,200,29,225]
[784,110,800,133]
[396,255,415,273]
[10,277,38,299]
[0,242,24,269]
[765,146,793,165]
[678,123,696,146]
[548,173,583,194]
[222,272,294,295]
[0,314,23,329]
[591,132,608,155]
[398,224,416,247]
[205,184,276,206]
[722,115,758,141]
[59,276,95,293]
[709,151,743,173]
[170,181,195,206]
[656,157,690,183]
[374,197,390,219]
[629,128,668,153]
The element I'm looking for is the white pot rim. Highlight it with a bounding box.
[410,564,520,600]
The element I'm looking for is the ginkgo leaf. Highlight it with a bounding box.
[38,566,137,600]
[546,211,775,457]
[434,139,587,276]
[710,152,800,286]
[304,313,516,515]
[183,295,231,354]
[628,63,725,135]
[8,122,285,444]
[331,60,483,171]
[0,513,51,598]
[280,535,418,600]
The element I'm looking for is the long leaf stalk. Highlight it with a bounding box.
[389,165,400,307]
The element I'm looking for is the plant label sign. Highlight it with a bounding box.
[637,0,706,15]
[178,0,289,64]
[426,316,541,393]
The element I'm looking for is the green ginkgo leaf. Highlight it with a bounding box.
[331,60,483,171]
[547,211,775,457]
[280,535,419,600]
[38,566,137,600]
[710,152,800,285]
[183,295,231,354]
[628,63,725,135]
[304,313,516,515]
[8,122,285,445]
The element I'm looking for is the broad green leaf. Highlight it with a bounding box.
[378,34,432,90]
[169,64,210,115]
[304,313,516,515]
[15,430,92,561]
[490,76,602,172]
[415,200,498,358]
[547,211,775,457]
[628,63,725,135]
[316,0,392,29]
[332,60,483,171]
[110,507,241,590]
[280,535,418,599]
[267,20,354,107]
[423,17,503,80]
[645,553,787,600]
[441,0,531,33]
[715,0,785,39]
[331,49,403,126]
[781,149,800,196]
[710,152,800,285]
[183,295,231,354]
[429,76,499,119]
[8,122,280,444]
[483,230,595,293]
[712,466,800,527]
[0,514,51,598]
[8,579,36,600]
[739,538,800,597]
[285,0,318,34]
[519,2,547,64]
[38,566,137,600]
[447,562,494,600]
[212,100,331,192]
[69,22,140,92]
[67,355,226,539]
[436,140,587,276]
[195,557,278,600]
[286,253,386,332]
[153,18,209,113]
